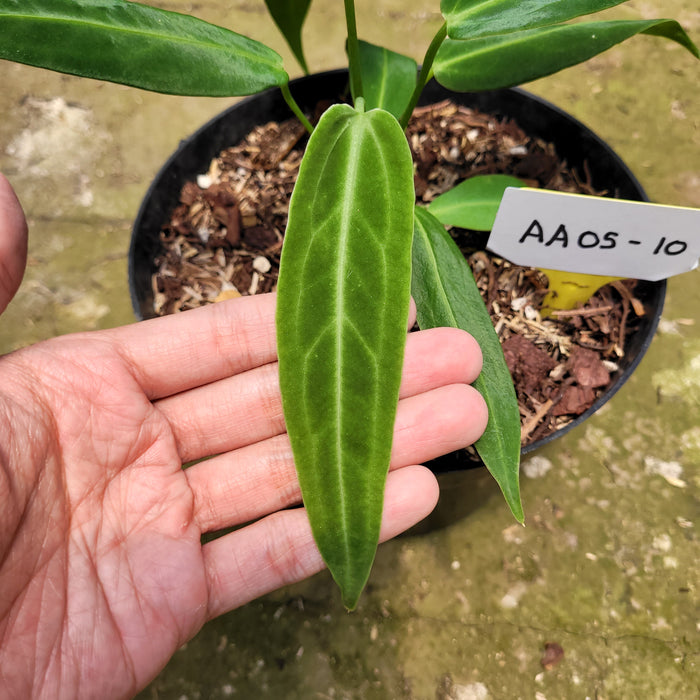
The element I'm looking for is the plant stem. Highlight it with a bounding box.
[281,83,314,134]
[344,0,363,102]
[399,22,447,130]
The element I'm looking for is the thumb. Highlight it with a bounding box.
[0,174,28,315]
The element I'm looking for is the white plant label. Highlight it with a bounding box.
[488,188,700,281]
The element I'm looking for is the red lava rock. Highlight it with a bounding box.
[503,335,556,394]
[568,346,610,388]
[552,384,597,416]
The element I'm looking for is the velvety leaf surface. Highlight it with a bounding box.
[276,104,415,609]
[427,175,525,231]
[264,0,312,73]
[412,207,523,522]
[434,19,698,92]
[0,0,287,96]
[355,40,417,120]
[441,0,628,40]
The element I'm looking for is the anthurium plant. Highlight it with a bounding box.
[1,0,697,609]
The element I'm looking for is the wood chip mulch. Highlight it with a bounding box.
[151,99,647,446]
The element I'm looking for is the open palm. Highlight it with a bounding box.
[0,175,486,698]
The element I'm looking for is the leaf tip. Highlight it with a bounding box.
[341,591,361,612]
[510,501,525,525]
[503,482,524,524]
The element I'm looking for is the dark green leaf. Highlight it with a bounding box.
[0,0,287,96]
[276,105,415,609]
[264,0,312,73]
[434,19,698,92]
[427,175,525,231]
[412,207,523,522]
[441,0,628,40]
[354,40,417,120]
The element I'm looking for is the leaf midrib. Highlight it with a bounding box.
[331,118,364,567]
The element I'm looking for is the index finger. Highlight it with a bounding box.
[109,292,278,400]
[108,292,418,401]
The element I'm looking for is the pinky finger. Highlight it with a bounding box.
[202,465,439,618]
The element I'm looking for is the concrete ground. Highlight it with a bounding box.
[1,1,698,698]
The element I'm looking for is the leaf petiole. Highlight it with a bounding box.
[399,22,447,130]
[344,0,364,102]
[281,83,314,134]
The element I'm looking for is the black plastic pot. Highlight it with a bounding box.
[129,69,665,468]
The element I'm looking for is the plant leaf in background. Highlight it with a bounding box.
[0,0,288,96]
[276,104,415,609]
[441,0,629,40]
[427,175,526,231]
[264,0,313,73]
[434,19,698,92]
[354,40,418,120]
[412,207,523,523]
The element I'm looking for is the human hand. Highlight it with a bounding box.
[0,176,487,699]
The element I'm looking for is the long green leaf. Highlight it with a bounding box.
[434,19,698,92]
[264,0,312,73]
[355,40,417,120]
[412,207,523,523]
[0,0,287,96]
[441,0,628,40]
[277,104,415,610]
[428,175,525,231]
